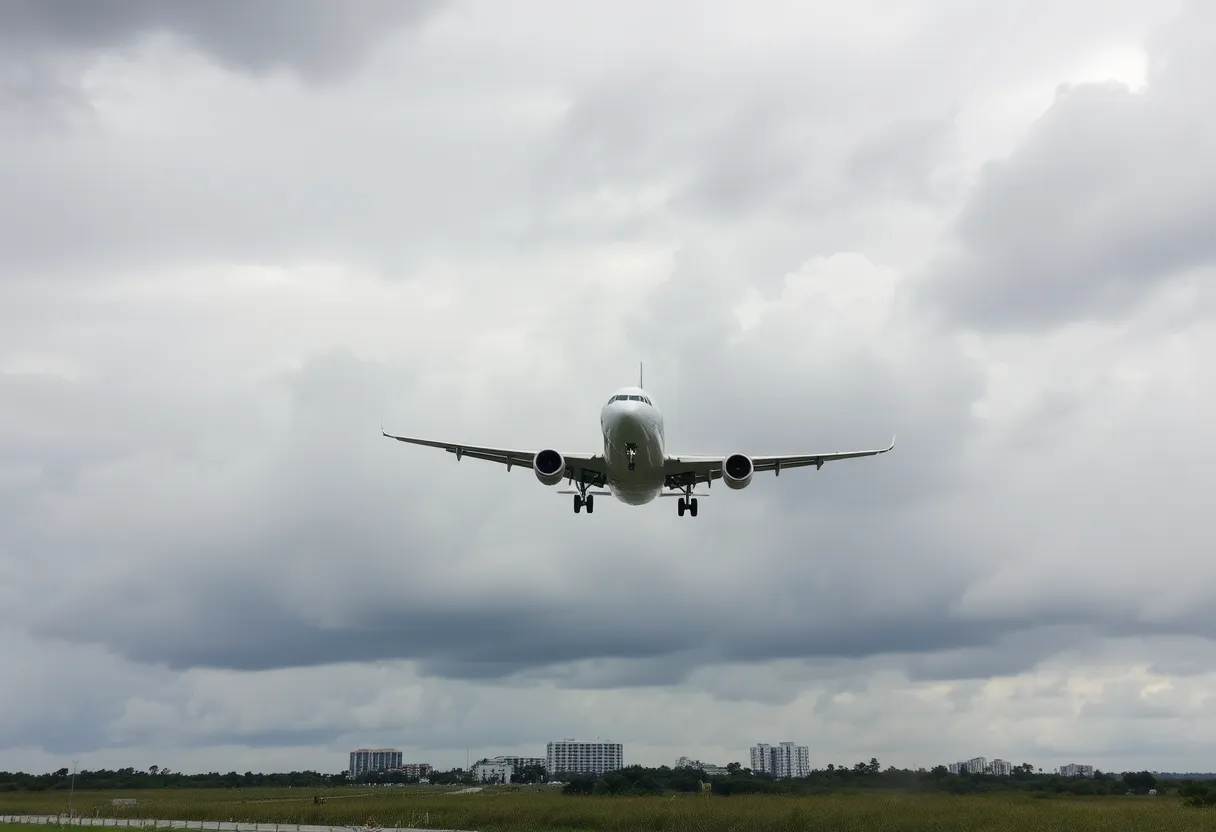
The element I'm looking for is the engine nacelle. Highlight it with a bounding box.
[533,448,566,487]
[722,453,754,490]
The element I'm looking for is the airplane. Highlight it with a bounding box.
[381,365,895,517]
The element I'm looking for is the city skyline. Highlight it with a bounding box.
[3,0,1215,777]
[334,742,1130,781]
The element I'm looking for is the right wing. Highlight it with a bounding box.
[381,428,609,484]
[665,436,896,485]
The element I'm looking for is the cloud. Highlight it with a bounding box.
[916,1,1216,330]
[0,0,442,82]
[1,0,1214,776]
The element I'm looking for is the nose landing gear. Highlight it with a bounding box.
[626,443,637,471]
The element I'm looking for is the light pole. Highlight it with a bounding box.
[67,761,79,820]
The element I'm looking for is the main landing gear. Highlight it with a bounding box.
[565,471,606,515]
[573,477,595,514]
[665,473,701,518]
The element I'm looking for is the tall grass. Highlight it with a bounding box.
[0,786,1206,831]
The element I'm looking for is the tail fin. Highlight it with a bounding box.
[639,361,643,388]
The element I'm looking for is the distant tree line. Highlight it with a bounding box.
[0,767,346,792]
[0,760,1204,802]
[557,760,1178,798]
[0,766,480,792]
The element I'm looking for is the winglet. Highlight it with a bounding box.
[888,434,897,451]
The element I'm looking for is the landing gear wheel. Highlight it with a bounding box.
[678,497,686,517]
[573,494,582,514]
[689,498,698,517]
[586,494,595,514]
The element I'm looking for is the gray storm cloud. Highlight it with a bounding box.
[0,0,442,80]
[1,0,1214,772]
[916,3,1216,330]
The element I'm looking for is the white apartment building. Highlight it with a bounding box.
[349,748,403,777]
[546,739,623,775]
[1059,763,1094,778]
[472,761,513,783]
[946,757,988,775]
[947,757,1011,776]
[749,742,810,779]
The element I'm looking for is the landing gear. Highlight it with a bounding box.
[565,469,606,515]
[572,488,594,514]
[626,443,637,471]
[665,473,701,518]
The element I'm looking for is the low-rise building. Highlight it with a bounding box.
[675,757,729,776]
[392,763,433,778]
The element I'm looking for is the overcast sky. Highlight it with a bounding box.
[2,0,1215,777]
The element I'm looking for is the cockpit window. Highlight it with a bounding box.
[609,394,652,405]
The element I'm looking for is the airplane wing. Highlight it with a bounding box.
[381,428,609,484]
[664,436,896,486]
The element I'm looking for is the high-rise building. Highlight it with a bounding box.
[990,759,1013,777]
[749,742,810,778]
[1059,763,1094,778]
[546,739,623,775]
[349,748,403,776]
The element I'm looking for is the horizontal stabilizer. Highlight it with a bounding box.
[557,490,612,496]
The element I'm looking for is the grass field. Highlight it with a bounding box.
[0,786,1208,831]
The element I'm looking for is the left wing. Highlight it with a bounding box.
[664,436,896,486]
[381,428,609,484]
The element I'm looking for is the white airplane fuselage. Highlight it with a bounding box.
[599,385,667,505]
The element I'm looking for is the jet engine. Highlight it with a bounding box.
[722,453,754,489]
[533,448,566,486]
